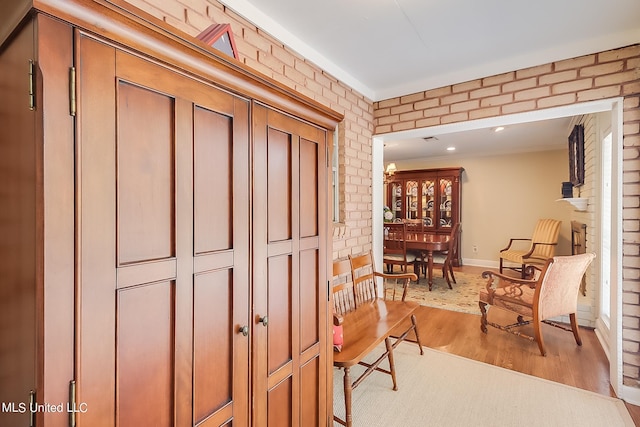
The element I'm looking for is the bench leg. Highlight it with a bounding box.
[411,314,424,355]
[384,337,398,391]
[344,367,352,427]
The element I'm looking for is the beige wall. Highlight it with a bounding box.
[388,149,573,265]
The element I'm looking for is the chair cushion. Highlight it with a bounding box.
[383,253,417,263]
[333,324,343,352]
[479,284,535,317]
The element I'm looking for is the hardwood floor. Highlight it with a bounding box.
[393,265,640,424]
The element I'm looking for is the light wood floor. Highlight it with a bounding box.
[394,265,640,424]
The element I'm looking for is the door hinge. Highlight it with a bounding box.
[29,390,35,427]
[69,67,76,117]
[28,60,35,111]
[69,380,76,427]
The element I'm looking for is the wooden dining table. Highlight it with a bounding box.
[405,232,450,291]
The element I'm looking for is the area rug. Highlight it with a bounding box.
[385,270,485,315]
[333,342,634,427]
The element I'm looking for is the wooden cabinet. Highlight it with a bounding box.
[386,168,463,264]
[0,2,340,426]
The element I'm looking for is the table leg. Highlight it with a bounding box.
[344,366,352,427]
[427,250,434,291]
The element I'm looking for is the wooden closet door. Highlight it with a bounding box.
[252,104,328,427]
[75,32,250,427]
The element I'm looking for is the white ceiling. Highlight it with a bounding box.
[220,0,639,159]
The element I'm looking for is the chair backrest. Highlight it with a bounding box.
[534,253,595,321]
[348,251,379,306]
[332,258,357,315]
[530,219,562,259]
[383,222,409,264]
[404,219,424,241]
[444,223,461,262]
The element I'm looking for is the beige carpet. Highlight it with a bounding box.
[385,269,485,315]
[333,342,634,427]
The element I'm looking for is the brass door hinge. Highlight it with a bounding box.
[69,67,76,117]
[69,380,76,427]
[28,60,35,110]
[29,390,35,427]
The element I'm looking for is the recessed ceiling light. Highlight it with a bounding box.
[446,146,456,151]
[494,126,505,132]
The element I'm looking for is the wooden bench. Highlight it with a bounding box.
[332,254,423,427]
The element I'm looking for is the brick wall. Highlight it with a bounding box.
[374,45,640,387]
[123,0,375,260]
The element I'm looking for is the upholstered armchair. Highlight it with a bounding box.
[499,218,561,278]
[479,253,595,356]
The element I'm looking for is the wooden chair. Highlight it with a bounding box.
[349,251,423,354]
[383,222,417,276]
[440,223,461,288]
[479,253,595,356]
[499,218,561,278]
[571,220,588,296]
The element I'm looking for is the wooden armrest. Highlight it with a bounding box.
[481,270,538,291]
[522,242,558,258]
[500,238,532,252]
[374,271,418,282]
[333,313,344,326]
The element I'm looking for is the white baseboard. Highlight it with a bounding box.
[462,258,499,269]
[622,384,640,406]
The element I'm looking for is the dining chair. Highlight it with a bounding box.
[479,253,595,356]
[499,218,561,278]
[440,223,461,288]
[383,222,418,276]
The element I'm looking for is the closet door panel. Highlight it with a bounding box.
[267,128,292,242]
[299,138,318,238]
[194,107,232,254]
[117,82,175,264]
[77,34,250,427]
[193,270,233,425]
[299,249,319,351]
[116,281,175,427]
[253,104,328,427]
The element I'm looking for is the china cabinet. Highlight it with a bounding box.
[0,1,341,426]
[386,168,463,264]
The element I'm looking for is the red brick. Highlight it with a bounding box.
[480,94,513,107]
[596,70,640,86]
[414,98,439,110]
[453,80,481,93]
[555,54,596,71]
[537,93,577,109]
[450,99,480,113]
[514,87,550,101]
[516,63,552,79]
[400,92,425,104]
[470,86,501,99]
[502,100,536,114]
[580,61,625,77]
[552,79,593,94]
[482,72,515,86]
[503,77,537,92]
[441,112,468,124]
[441,92,469,105]
[577,86,622,102]
[599,45,640,62]
[469,106,500,120]
[539,70,578,85]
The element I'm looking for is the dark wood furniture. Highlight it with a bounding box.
[405,233,451,290]
[441,223,462,287]
[571,220,588,295]
[0,1,341,426]
[383,222,418,275]
[479,253,595,356]
[386,167,463,266]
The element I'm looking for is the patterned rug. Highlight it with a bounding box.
[385,269,486,315]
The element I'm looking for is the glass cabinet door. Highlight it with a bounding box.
[438,177,453,229]
[405,180,419,219]
[390,182,403,220]
[421,179,435,228]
